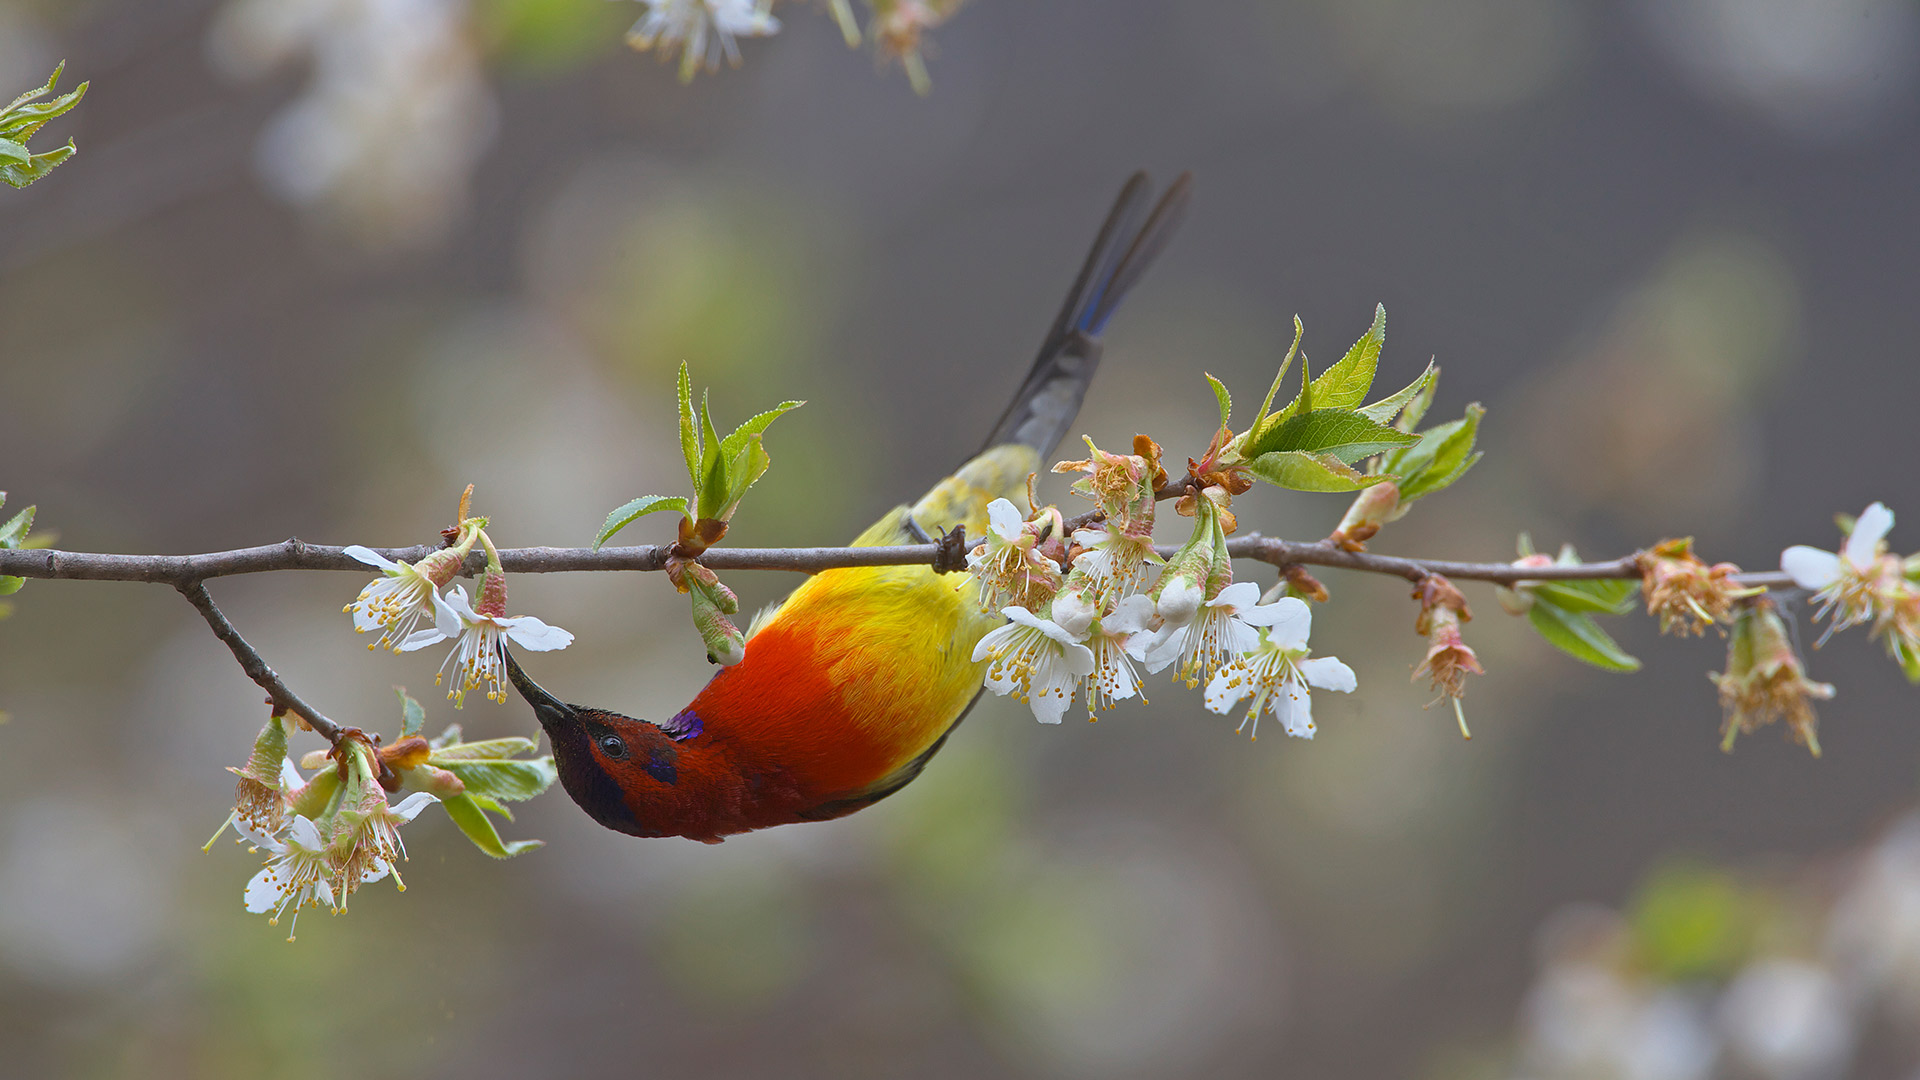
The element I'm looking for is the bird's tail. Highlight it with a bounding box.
[976,171,1193,460]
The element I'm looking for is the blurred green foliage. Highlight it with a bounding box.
[1627,859,1767,981]
[474,0,629,73]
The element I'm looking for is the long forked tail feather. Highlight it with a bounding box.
[977,171,1193,459]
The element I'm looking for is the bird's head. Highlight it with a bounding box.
[504,649,688,838]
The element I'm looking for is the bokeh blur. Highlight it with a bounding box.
[4,1,1920,1077]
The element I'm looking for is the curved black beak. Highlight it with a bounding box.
[504,647,576,735]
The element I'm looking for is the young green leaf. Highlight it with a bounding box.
[594,494,690,550]
[1205,373,1232,431]
[396,687,427,739]
[1527,598,1642,672]
[1309,302,1386,410]
[1241,408,1418,463]
[1244,450,1384,493]
[440,792,545,858]
[1533,578,1640,616]
[0,503,34,547]
[1356,362,1437,427]
[1249,317,1305,434]
[677,362,700,492]
[1382,403,1485,502]
[0,63,86,189]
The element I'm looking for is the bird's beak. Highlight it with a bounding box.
[504,648,576,735]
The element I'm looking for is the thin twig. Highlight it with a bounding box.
[175,580,345,745]
[0,535,1792,588]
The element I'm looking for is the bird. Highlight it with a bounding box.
[507,172,1192,842]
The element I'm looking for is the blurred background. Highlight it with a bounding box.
[3,0,1920,1076]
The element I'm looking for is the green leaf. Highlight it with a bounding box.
[1383,403,1485,502]
[677,362,700,493]
[718,400,803,465]
[1356,362,1437,427]
[439,792,545,858]
[1242,408,1419,463]
[594,494,689,550]
[0,504,32,547]
[1205,373,1232,431]
[1527,599,1641,672]
[696,390,728,520]
[0,64,85,190]
[1310,303,1386,411]
[428,736,557,803]
[1249,318,1304,436]
[428,735,541,761]
[1244,450,1385,493]
[1533,578,1639,616]
[0,576,21,597]
[396,687,426,739]
[428,723,464,750]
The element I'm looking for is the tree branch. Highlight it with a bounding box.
[174,580,345,745]
[0,535,1794,588]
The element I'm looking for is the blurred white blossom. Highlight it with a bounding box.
[209,0,497,247]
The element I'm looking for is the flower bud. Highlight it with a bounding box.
[229,712,295,836]
[1413,600,1484,740]
[691,577,746,666]
[1496,553,1556,615]
[1330,482,1401,552]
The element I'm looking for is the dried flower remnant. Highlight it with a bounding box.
[1412,576,1482,739]
[1712,598,1834,756]
[1639,537,1754,636]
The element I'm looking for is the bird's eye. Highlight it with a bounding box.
[598,733,628,760]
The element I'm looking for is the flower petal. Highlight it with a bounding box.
[1245,596,1312,644]
[398,626,449,652]
[1845,503,1895,568]
[389,791,439,823]
[344,545,401,572]
[986,498,1023,540]
[285,815,324,851]
[1105,594,1157,636]
[1155,577,1204,628]
[1276,677,1315,739]
[1781,546,1842,590]
[1209,581,1262,613]
[1298,655,1357,694]
[502,616,574,652]
[243,866,284,913]
[1202,666,1249,714]
[1050,591,1098,637]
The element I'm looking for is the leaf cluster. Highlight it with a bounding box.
[0,493,51,617]
[1516,538,1642,672]
[595,362,802,550]
[410,690,558,858]
[1220,306,1482,501]
[1,63,86,189]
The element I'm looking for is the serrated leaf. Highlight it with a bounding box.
[440,758,558,803]
[1384,403,1485,502]
[1205,373,1232,431]
[594,494,689,550]
[396,687,426,738]
[428,723,464,750]
[1533,578,1639,616]
[1,140,74,189]
[428,735,541,761]
[1250,318,1305,433]
[440,792,545,858]
[0,139,27,166]
[677,362,700,493]
[0,504,34,547]
[696,390,729,520]
[1357,362,1437,427]
[470,793,513,821]
[1243,408,1419,463]
[1310,303,1386,410]
[1528,599,1641,672]
[1244,450,1385,493]
[718,400,802,464]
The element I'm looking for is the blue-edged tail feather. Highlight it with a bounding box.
[978,171,1194,460]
